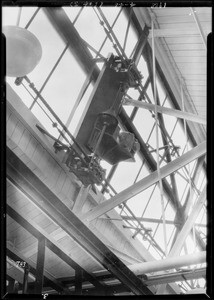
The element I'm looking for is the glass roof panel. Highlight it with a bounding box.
[64,6,83,23]
[74,8,107,51]
[23,9,66,90]
[100,7,121,27]
[41,49,87,124]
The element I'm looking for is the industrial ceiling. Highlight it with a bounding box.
[2,4,210,297]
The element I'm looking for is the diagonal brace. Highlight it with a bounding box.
[83,141,206,222]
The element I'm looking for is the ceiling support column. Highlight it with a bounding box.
[34,238,46,294]
[22,263,30,294]
[7,278,16,294]
[6,204,105,291]
[75,269,83,295]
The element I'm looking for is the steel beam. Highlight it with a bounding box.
[43,7,203,250]
[83,141,206,222]
[148,28,200,38]
[75,269,83,295]
[94,251,206,277]
[59,267,206,293]
[123,98,206,125]
[43,8,99,82]
[156,186,206,294]
[6,204,107,291]
[119,109,184,217]
[34,237,46,293]
[183,156,205,215]
[22,263,30,294]
[72,185,91,215]
[6,147,152,295]
[169,186,206,257]
[190,8,207,49]
[120,216,206,228]
[143,42,181,229]
[6,247,68,294]
[146,267,206,286]
[131,25,150,65]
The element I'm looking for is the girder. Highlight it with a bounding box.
[83,141,206,222]
[43,6,205,252]
[6,147,152,295]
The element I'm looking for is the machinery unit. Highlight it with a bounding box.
[74,53,141,166]
[37,54,141,186]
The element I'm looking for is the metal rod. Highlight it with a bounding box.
[16,7,22,27]
[24,76,88,159]
[123,98,206,125]
[30,43,69,110]
[21,83,56,124]
[151,18,168,256]
[73,7,84,25]
[22,263,30,294]
[190,8,207,49]
[59,8,122,138]
[123,7,133,52]
[92,124,107,157]
[97,7,127,59]
[25,8,41,29]
[103,179,165,255]
[61,64,96,135]
[83,141,206,222]
[29,6,82,110]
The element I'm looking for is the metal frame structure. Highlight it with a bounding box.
[3,5,209,296]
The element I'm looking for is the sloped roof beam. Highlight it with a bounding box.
[123,98,206,125]
[6,147,152,296]
[6,204,105,291]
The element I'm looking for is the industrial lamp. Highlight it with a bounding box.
[2,25,42,77]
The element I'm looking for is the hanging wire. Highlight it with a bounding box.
[16,7,22,27]
[151,18,168,256]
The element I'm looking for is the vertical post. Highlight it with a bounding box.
[34,238,46,294]
[14,280,19,294]
[22,263,30,294]
[75,269,83,295]
[7,278,15,293]
[151,16,168,256]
